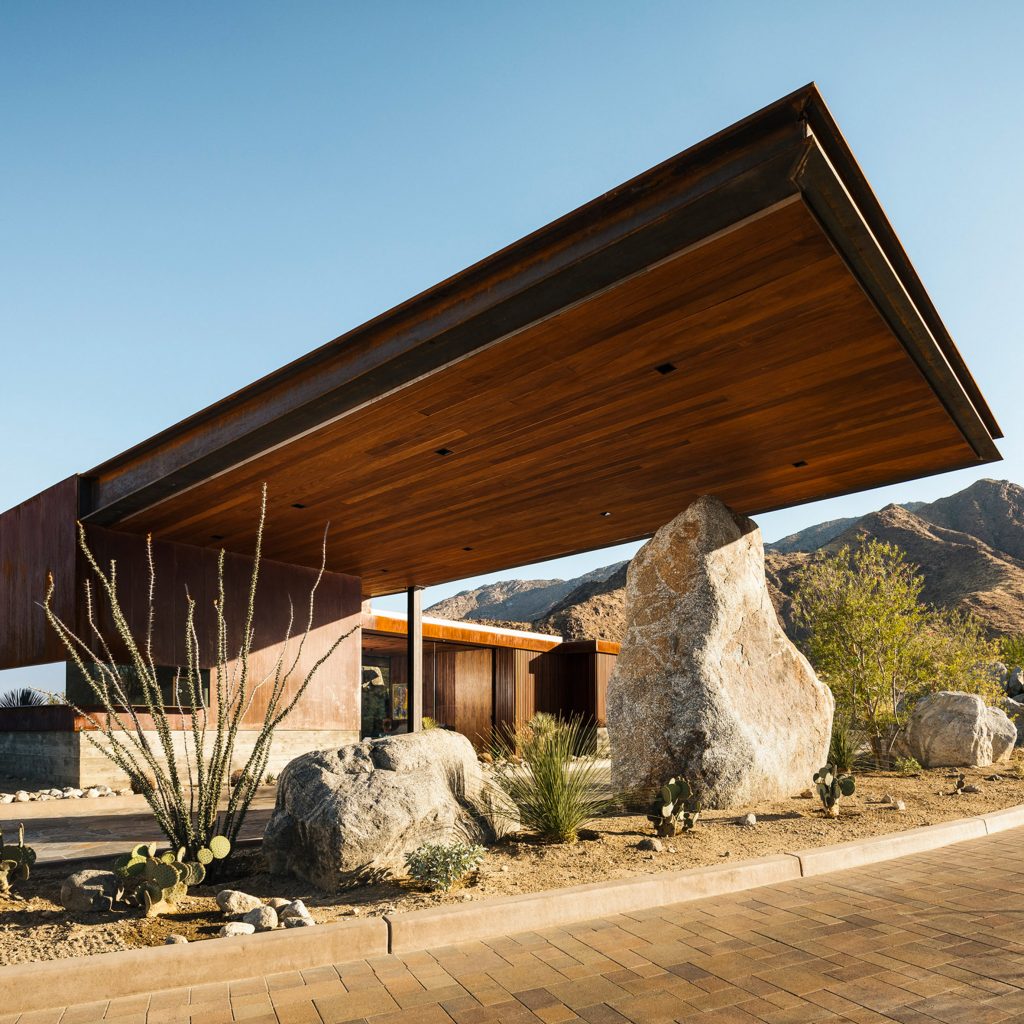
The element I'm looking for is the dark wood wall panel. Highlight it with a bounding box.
[454,647,493,749]
[594,653,614,726]
[0,477,79,669]
[494,647,515,737]
[80,526,362,731]
[430,647,457,728]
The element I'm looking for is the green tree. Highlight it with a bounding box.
[793,540,997,766]
[999,633,1024,670]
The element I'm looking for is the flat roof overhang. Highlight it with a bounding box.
[76,84,1001,597]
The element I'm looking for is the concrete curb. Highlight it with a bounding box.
[0,916,388,1014]
[790,815,988,876]
[4,804,1023,1013]
[386,854,799,954]
[979,803,1024,834]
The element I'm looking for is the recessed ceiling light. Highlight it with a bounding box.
[792,460,808,468]
[379,568,389,573]
[211,534,224,541]
[463,546,474,551]
[435,447,454,456]
[655,362,677,375]
[292,502,307,509]
[600,511,612,517]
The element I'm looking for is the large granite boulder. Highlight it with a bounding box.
[607,495,834,808]
[902,691,1016,767]
[263,729,501,891]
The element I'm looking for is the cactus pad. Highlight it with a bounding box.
[208,835,231,860]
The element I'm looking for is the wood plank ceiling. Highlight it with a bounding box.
[73,86,1000,598]
[103,198,992,595]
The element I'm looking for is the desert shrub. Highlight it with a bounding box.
[827,719,864,775]
[0,688,48,709]
[405,841,484,891]
[128,771,156,796]
[264,772,277,785]
[492,715,610,842]
[43,486,355,859]
[794,540,999,766]
[526,712,559,739]
[893,755,922,776]
[421,716,438,730]
[1000,634,1024,670]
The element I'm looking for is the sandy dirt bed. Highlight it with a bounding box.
[2,757,1022,967]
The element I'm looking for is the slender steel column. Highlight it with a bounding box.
[407,586,424,732]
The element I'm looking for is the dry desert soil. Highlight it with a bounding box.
[2,757,1022,968]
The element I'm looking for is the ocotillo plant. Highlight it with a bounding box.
[43,486,354,859]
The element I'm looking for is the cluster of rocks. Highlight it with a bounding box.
[214,889,315,937]
[0,784,129,804]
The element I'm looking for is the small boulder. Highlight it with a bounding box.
[219,922,256,937]
[266,897,292,910]
[165,934,189,945]
[279,899,311,922]
[216,889,264,917]
[85,788,100,799]
[284,916,316,928]
[737,813,757,827]
[902,692,1016,768]
[242,905,278,932]
[637,838,663,852]
[15,791,29,802]
[60,869,120,913]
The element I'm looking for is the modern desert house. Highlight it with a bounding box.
[0,84,1002,786]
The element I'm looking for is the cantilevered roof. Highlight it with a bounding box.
[79,84,1001,596]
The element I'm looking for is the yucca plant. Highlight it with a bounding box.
[828,718,865,776]
[42,486,355,860]
[492,715,610,843]
[0,688,49,709]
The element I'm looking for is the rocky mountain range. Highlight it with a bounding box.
[426,479,1024,642]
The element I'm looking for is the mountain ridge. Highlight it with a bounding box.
[424,479,1024,642]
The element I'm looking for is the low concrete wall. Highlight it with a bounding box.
[0,916,388,1013]
[0,728,358,788]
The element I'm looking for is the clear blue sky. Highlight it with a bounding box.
[1,2,1021,642]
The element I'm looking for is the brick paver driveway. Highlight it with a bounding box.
[13,826,1024,1024]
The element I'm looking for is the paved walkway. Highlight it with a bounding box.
[11,826,1024,1024]
[2,793,276,863]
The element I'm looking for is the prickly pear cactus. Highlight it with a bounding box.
[0,823,36,894]
[113,837,225,917]
[647,777,702,837]
[813,763,856,818]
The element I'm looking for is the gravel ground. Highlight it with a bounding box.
[2,757,1022,967]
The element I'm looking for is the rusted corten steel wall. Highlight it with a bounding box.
[78,526,363,732]
[0,481,362,733]
[0,476,79,669]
